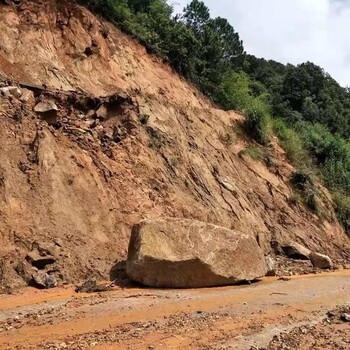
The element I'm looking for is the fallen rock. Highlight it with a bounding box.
[34,100,58,113]
[309,252,333,269]
[281,242,311,260]
[19,88,35,106]
[32,272,57,289]
[53,238,64,248]
[126,218,267,288]
[0,258,27,292]
[95,104,108,119]
[0,86,22,99]
[341,313,350,322]
[34,100,59,125]
[33,241,59,257]
[14,261,38,284]
[26,251,56,269]
[75,278,112,293]
[265,257,276,276]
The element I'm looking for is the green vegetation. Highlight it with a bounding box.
[272,119,310,167]
[79,0,350,232]
[290,169,320,213]
[146,126,168,149]
[287,194,301,206]
[244,102,271,145]
[333,192,350,231]
[291,169,314,191]
[139,113,150,125]
[238,145,262,161]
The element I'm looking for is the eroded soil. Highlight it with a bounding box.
[0,270,349,350]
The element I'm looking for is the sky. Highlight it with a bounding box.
[172,0,350,87]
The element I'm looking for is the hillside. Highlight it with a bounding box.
[0,0,349,292]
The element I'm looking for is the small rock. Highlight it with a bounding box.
[0,86,22,99]
[34,241,58,256]
[34,100,59,125]
[34,100,58,113]
[278,277,291,281]
[46,274,58,289]
[265,256,276,276]
[9,87,22,99]
[95,104,108,119]
[281,242,311,260]
[19,89,35,106]
[53,238,64,248]
[75,278,112,293]
[19,161,28,173]
[32,272,57,289]
[309,252,333,269]
[341,313,350,322]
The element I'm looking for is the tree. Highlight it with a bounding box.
[127,0,154,13]
[207,17,245,67]
[182,0,210,33]
[302,97,320,123]
[281,62,325,112]
[167,22,200,77]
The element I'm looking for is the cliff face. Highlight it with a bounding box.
[0,0,349,290]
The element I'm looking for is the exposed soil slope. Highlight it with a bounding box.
[0,0,349,290]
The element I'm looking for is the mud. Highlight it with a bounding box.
[0,270,349,349]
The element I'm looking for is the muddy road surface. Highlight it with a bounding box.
[0,270,349,350]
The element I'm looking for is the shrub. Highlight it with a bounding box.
[238,145,262,161]
[272,119,311,167]
[322,159,350,195]
[288,194,301,206]
[305,189,319,213]
[244,101,272,145]
[139,114,150,125]
[290,169,314,191]
[290,170,320,213]
[146,126,168,149]
[333,192,350,235]
[295,122,350,165]
[295,121,350,195]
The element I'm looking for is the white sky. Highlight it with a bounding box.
[172,0,350,87]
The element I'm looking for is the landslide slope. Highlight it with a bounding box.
[0,0,349,290]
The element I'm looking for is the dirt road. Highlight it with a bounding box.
[0,270,349,350]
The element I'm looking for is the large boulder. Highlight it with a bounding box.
[309,252,333,269]
[126,218,267,288]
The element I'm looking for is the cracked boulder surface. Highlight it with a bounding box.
[126,218,267,288]
[0,0,349,291]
